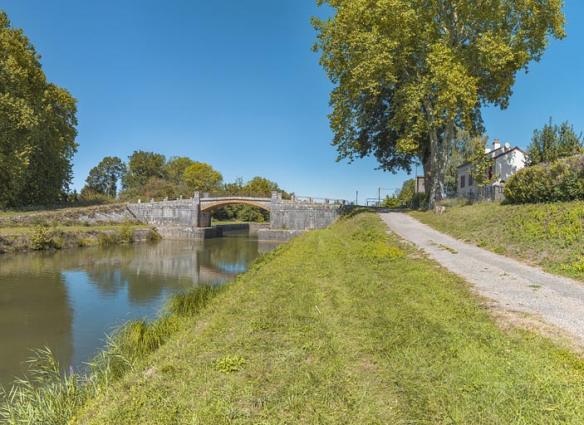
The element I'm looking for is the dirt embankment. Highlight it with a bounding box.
[0,204,158,254]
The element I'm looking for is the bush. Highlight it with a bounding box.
[31,226,57,250]
[97,232,118,247]
[505,155,584,204]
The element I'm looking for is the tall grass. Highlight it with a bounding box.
[0,286,221,424]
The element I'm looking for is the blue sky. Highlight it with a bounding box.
[2,1,582,204]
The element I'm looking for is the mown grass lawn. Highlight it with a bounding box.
[67,211,584,424]
[410,200,584,280]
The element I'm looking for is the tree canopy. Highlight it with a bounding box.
[84,156,127,198]
[184,162,223,193]
[313,0,565,204]
[0,11,78,207]
[526,119,583,166]
[123,151,166,190]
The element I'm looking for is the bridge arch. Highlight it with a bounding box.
[199,200,271,212]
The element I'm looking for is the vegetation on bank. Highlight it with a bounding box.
[0,204,157,254]
[411,200,584,280]
[5,212,584,423]
[505,154,584,204]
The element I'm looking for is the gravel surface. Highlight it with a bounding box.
[380,212,584,344]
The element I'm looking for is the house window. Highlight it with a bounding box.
[489,166,493,180]
[468,174,473,187]
[460,175,466,188]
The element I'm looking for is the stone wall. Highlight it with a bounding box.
[128,201,200,227]
[270,203,345,230]
[257,229,307,242]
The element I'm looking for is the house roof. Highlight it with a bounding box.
[457,146,528,169]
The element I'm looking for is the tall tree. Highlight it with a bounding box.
[184,162,223,193]
[123,150,165,189]
[163,156,194,186]
[0,11,78,207]
[526,119,583,166]
[313,0,565,204]
[84,156,127,198]
[245,176,281,195]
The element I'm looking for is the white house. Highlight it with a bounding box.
[457,139,528,196]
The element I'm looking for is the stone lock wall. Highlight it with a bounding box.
[270,202,345,230]
[128,200,200,228]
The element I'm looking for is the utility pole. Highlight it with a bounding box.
[356,190,358,206]
[378,187,381,207]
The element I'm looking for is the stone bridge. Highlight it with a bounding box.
[127,192,348,240]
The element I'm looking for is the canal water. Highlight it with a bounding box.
[0,231,280,390]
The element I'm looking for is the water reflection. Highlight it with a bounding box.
[0,231,279,389]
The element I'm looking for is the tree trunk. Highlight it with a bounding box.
[427,120,454,208]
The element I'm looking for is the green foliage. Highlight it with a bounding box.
[184,162,223,193]
[212,356,246,373]
[397,179,416,205]
[123,151,166,190]
[0,347,88,424]
[78,189,114,205]
[162,156,194,186]
[31,226,57,250]
[167,286,221,317]
[527,118,584,166]
[119,223,134,244]
[97,232,118,247]
[119,177,180,202]
[0,11,78,208]
[505,155,584,204]
[445,130,482,194]
[84,156,127,198]
[312,0,565,203]
[469,141,499,189]
[381,195,402,208]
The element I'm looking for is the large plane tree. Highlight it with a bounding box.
[312,0,565,204]
[0,11,78,207]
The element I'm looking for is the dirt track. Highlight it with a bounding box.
[380,212,584,344]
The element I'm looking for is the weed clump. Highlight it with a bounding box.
[212,355,246,373]
[31,226,58,250]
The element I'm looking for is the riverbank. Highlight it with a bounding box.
[4,211,584,423]
[410,200,584,281]
[0,204,158,253]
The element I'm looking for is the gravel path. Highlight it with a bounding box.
[380,212,584,343]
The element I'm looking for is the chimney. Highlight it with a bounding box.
[485,147,491,154]
[493,139,501,150]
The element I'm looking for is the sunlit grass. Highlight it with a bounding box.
[410,200,584,279]
[4,212,584,423]
[71,212,584,424]
[0,286,221,424]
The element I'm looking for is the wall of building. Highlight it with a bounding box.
[495,150,527,182]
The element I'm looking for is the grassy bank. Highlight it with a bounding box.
[0,204,157,253]
[4,211,584,423]
[411,200,584,280]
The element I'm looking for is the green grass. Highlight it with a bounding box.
[410,200,584,280]
[53,212,584,424]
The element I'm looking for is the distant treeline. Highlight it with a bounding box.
[81,151,291,222]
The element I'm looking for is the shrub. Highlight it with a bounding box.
[97,232,118,247]
[505,155,584,204]
[31,226,57,250]
[119,224,134,244]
